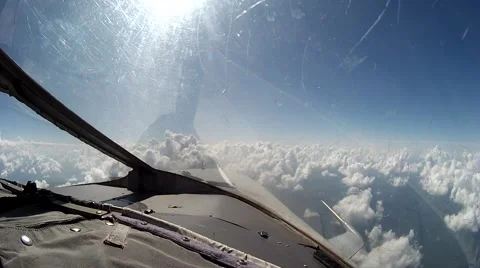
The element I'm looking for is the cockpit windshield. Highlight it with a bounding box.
[2,0,480,267]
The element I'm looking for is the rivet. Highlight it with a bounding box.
[285,244,290,247]
[277,241,282,244]
[238,259,248,265]
[96,210,103,215]
[70,227,81,232]
[140,221,147,225]
[20,235,32,246]
[303,265,308,268]
[104,221,114,226]
[182,236,190,242]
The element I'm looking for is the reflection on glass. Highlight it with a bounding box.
[0,94,130,187]
[2,0,480,267]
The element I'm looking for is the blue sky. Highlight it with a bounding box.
[1,0,480,144]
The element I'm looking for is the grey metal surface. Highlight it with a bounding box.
[52,184,133,202]
[140,194,318,247]
[154,213,323,268]
[50,184,325,267]
[0,205,220,268]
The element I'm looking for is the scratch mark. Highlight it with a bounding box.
[349,0,391,54]
[225,1,234,91]
[373,62,377,72]
[345,0,352,15]
[288,0,293,19]
[26,16,32,35]
[462,27,469,40]
[196,15,206,73]
[301,42,309,92]
[246,29,251,70]
[432,0,439,8]
[397,0,401,24]
[234,0,265,20]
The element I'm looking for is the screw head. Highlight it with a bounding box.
[70,227,81,232]
[21,235,33,246]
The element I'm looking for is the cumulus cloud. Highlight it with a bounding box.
[6,132,468,267]
[418,147,480,232]
[375,200,384,221]
[353,225,422,268]
[333,188,378,225]
[2,132,480,235]
[304,208,320,218]
[34,179,49,189]
[0,139,130,186]
[321,170,337,177]
[293,184,304,191]
[389,177,408,187]
[342,172,375,188]
[56,181,72,188]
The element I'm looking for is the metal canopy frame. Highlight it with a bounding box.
[0,49,152,172]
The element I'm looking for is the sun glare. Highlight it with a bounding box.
[139,0,203,24]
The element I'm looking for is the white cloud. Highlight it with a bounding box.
[0,139,130,186]
[342,172,375,188]
[35,179,49,189]
[8,132,476,267]
[304,208,320,218]
[375,200,384,221]
[418,147,480,232]
[3,132,480,235]
[321,170,337,177]
[353,225,422,268]
[389,177,408,187]
[333,188,377,225]
[56,181,72,188]
[293,184,304,191]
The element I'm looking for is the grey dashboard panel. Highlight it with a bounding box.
[53,184,134,202]
[0,205,221,268]
[52,185,325,268]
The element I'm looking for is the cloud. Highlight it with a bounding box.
[2,132,480,236]
[389,177,408,187]
[304,208,320,218]
[56,181,72,188]
[419,146,455,196]
[418,147,480,232]
[35,179,49,189]
[333,188,378,225]
[321,170,337,177]
[342,172,375,188]
[293,184,304,191]
[0,139,130,186]
[375,200,384,221]
[353,225,422,268]
[5,132,467,267]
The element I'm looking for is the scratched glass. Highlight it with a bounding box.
[1,0,479,267]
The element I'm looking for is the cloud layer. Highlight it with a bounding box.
[0,139,130,186]
[5,131,480,267]
[354,225,422,268]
